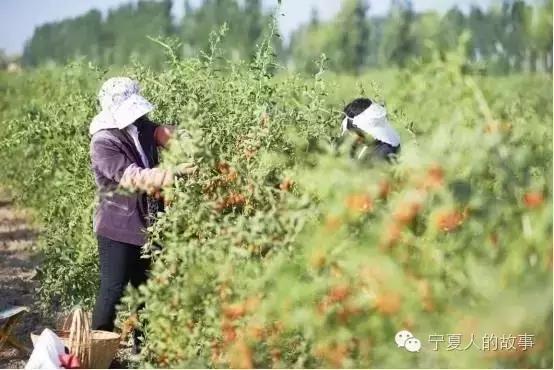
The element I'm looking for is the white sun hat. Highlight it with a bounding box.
[89,77,154,135]
[341,103,401,147]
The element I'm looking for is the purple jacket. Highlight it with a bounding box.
[90,119,161,246]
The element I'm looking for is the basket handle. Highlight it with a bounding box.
[66,308,92,367]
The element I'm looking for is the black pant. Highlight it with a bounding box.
[92,235,150,332]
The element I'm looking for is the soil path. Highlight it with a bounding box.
[0,191,134,369]
[0,193,52,368]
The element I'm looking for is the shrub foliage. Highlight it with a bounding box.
[0,39,552,368]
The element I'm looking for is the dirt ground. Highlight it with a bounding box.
[0,191,136,369]
[0,193,51,368]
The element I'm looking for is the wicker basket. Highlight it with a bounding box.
[31,309,120,369]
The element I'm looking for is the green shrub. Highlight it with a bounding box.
[0,39,551,368]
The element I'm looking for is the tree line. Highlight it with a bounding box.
[19,0,553,74]
[290,0,553,74]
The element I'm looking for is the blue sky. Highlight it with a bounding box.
[0,0,500,55]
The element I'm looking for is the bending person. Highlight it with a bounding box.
[340,97,401,162]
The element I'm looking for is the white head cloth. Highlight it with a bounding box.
[341,103,400,147]
[89,77,154,135]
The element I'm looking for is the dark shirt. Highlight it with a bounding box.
[373,140,400,161]
[134,117,165,224]
[350,139,400,164]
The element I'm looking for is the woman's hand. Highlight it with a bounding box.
[154,125,175,148]
[120,162,197,195]
[152,163,198,206]
[174,162,198,176]
[154,126,192,149]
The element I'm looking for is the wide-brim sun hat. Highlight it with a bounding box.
[110,92,154,129]
[341,103,400,147]
[90,77,154,135]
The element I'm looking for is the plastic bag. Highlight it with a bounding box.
[25,329,80,369]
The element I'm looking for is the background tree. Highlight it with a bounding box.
[0,49,7,70]
[103,0,173,67]
[438,7,466,53]
[181,0,278,61]
[310,6,320,27]
[22,10,103,66]
[379,0,416,67]
[244,0,264,59]
[288,20,339,73]
[18,0,553,74]
[334,0,371,75]
[411,11,441,61]
[533,0,553,71]
[506,0,529,71]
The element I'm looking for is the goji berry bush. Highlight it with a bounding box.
[0,39,551,368]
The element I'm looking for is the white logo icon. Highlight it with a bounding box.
[395,330,421,352]
[395,330,414,347]
[404,337,422,352]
